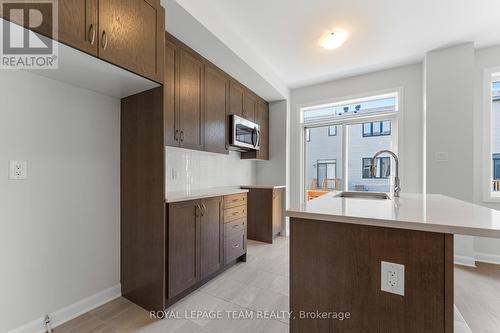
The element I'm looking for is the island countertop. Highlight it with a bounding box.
[286,192,500,238]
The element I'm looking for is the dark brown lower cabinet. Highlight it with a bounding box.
[167,195,243,301]
[200,197,224,279]
[168,200,199,299]
[243,187,284,243]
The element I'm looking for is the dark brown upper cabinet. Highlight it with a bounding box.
[2,0,165,83]
[204,63,229,154]
[164,36,177,146]
[243,91,257,123]
[164,32,269,158]
[98,0,164,83]
[164,35,204,150]
[229,81,245,119]
[59,0,98,55]
[177,47,204,150]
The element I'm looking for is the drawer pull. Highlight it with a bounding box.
[232,212,239,216]
[232,225,239,229]
[232,199,239,202]
[233,244,239,248]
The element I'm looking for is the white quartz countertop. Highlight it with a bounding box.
[286,192,500,238]
[240,185,286,190]
[166,187,249,203]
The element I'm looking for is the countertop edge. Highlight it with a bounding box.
[286,210,500,238]
[166,189,249,203]
[240,185,286,189]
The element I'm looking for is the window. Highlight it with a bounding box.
[493,154,500,180]
[491,78,500,194]
[302,92,398,200]
[362,121,391,137]
[302,93,398,123]
[362,157,390,179]
[317,160,337,188]
[328,126,337,136]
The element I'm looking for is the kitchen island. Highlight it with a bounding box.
[286,192,500,333]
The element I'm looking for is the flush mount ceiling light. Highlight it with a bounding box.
[319,30,348,50]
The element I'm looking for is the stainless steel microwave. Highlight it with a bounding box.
[229,115,260,151]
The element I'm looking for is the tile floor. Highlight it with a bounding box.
[55,237,290,333]
[55,235,500,333]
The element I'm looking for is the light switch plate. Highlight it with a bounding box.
[381,261,405,296]
[9,160,27,180]
[435,152,449,162]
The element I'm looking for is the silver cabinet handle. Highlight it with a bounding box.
[202,204,207,216]
[180,130,184,142]
[101,31,108,50]
[174,129,179,141]
[88,24,96,45]
[233,243,239,248]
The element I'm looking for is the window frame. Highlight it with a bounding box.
[316,159,337,188]
[362,157,390,179]
[328,126,337,136]
[483,70,500,202]
[300,90,400,202]
[362,121,392,137]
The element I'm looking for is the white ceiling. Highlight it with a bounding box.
[175,0,500,89]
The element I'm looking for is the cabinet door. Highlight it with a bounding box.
[243,91,257,122]
[177,48,204,150]
[168,201,200,298]
[164,36,178,147]
[229,81,244,118]
[200,197,223,279]
[272,189,283,237]
[59,0,98,55]
[98,0,164,83]
[204,64,229,154]
[258,101,270,160]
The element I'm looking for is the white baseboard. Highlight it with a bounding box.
[8,284,121,333]
[475,252,500,265]
[454,255,476,267]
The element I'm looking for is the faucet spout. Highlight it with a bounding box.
[370,150,401,197]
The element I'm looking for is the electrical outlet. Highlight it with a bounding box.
[381,261,405,296]
[9,160,27,180]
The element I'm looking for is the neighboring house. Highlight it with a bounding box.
[306,120,393,193]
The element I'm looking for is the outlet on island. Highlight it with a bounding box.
[381,261,405,296]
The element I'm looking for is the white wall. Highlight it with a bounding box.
[0,71,120,332]
[472,45,500,259]
[424,43,476,264]
[289,63,424,207]
[255,100,287,186]
[165,147,256,192]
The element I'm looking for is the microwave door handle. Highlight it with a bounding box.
[256,128,261,148]
[251,127,257,146]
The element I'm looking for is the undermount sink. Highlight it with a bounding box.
[335,191,391,200]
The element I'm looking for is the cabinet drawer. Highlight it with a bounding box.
[224,218,246,237]
[224,193,247,209]
[224,205,246,223]
[225,230,246,264]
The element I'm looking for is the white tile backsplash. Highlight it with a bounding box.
[166,147,256,193]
